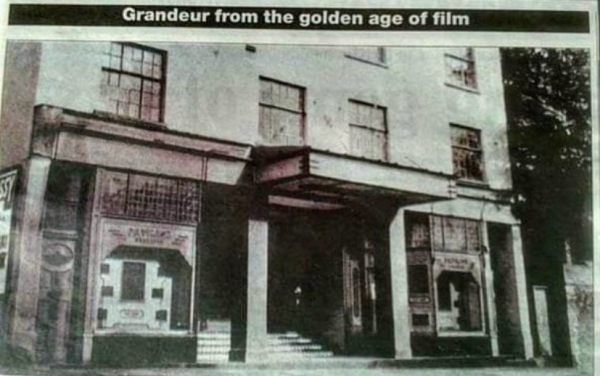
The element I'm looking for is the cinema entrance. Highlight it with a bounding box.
[267,208,394,357]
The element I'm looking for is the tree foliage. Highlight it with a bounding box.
[501,48,592,266]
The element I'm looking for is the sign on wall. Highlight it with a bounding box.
[0,170,18,295]
[99,218,196,266]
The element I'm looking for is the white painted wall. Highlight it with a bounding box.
[34,42,512,190]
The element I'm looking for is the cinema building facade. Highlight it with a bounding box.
[0,42,534,365]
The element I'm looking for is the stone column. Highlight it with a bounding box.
[8,156,51,358]
[388,207,412,359]
[511,225,534,359]
[481,222,499,356]
[244,193,269,362]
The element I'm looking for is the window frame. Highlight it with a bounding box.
[258,76,306,145]
[102,42,167,123]
[348,99,389,161]
[444,47,478,91]
[450,124,486,183]
[345,47,387,67]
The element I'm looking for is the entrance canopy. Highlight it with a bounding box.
[254,146,456,208]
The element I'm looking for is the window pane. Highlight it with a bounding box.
[451,126,483,180]
[121,262,145,301]
[103,43,164,122]
[445,53,476,89]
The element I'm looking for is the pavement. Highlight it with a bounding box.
[0,364,592,376]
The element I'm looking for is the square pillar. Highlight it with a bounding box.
[481,222,499,356]
[8,156,51,358]
[511,225,534,359]
[244,195,269,362]
[388,208,412,359]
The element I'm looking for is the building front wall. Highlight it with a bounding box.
[31,42,512,188]
[0,41,534,365]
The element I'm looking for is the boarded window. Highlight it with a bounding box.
[103,42,165,122]
[349,100,387,160]
[121,262,146,301]
[259,78,305,145]
[346,47,386,64]
[445,47,477,89]
[451,125,484,181]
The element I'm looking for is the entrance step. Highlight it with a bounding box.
[196,320,232,364]
[267,332,334,360]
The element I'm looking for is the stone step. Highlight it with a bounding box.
[196,354,229,363]
[268,351,334,359]
[197,332,231,339]
[268,344,325,351]
[268,337,312,345]
[197,338,231,345]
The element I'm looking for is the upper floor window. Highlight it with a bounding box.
[348,100,388,161]
[103,42,166,122]
[445,47,477,90]
[450,125,484,181]
[346,47,386,65]
[258,77,305,145]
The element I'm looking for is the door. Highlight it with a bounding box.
[343,247,377,352]
[344,250,362,335]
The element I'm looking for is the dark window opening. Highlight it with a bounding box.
[101,286,114,297]
[97,308,108,321]
[156,310,168,321]
[408,264,430,295]
[412,314,430,327]
[152,288,164,299]
[121,262,146,301]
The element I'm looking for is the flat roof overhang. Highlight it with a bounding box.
[254,146,457,209]
[31,105,252,185]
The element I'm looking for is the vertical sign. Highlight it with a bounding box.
[0,170,18,295]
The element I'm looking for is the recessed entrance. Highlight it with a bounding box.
[267,209,393,357]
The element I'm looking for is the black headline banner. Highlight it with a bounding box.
[8,5,590,33]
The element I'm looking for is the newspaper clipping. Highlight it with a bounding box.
[0,1,597,375]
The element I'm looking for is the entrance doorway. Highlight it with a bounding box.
[267,210,392,356]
